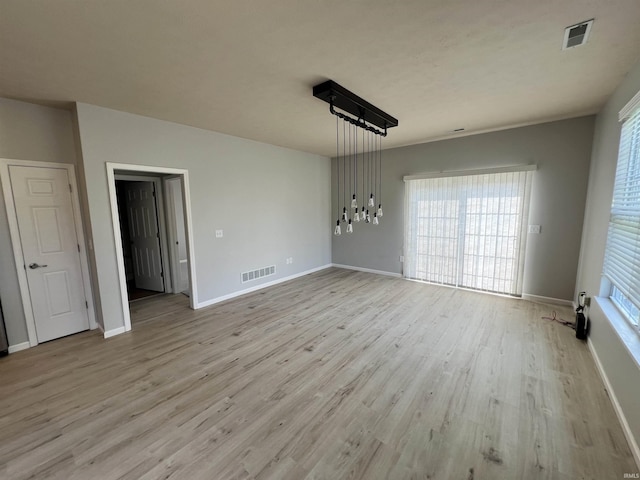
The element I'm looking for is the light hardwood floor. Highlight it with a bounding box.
[0,268,636,479]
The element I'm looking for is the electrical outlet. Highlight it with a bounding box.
[584,296,591,307]
[289,257,293,264]
[528,225,541,234]
[400,255,404,262]
[215,230,223,238]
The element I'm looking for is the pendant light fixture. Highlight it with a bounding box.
[314,80,397,236]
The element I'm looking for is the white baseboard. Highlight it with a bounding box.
[104,326,126,339]
[521,293,573,307]
[8,341,30,354]
[587,338,640,470]
[196,264,333,309]
[331,263,402,278]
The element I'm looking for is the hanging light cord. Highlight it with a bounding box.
[373,132,376,199]
[336,115,340,220]
[372,132,375,198]
[375,134,378,200]
[353,123,357,197]
[362,128,366,207]
[343,121,346,216]
[369,131,373,198]
[348,121,351,207]
[379,134,382,206]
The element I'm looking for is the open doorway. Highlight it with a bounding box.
[115,178,167,301]
[107,163,198,333]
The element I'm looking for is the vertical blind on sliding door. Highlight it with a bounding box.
[403,166,534,296]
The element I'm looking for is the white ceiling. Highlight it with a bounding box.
[1,1,639,157]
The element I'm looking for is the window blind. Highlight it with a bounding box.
[404,167,533,296]
[603,105,640,318]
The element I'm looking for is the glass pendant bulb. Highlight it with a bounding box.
[368,194,375,207]
[365,210,371,223]
[351,194,357,209]
[377,204,383,217]
[353,211,360,222]
[342,207,348,222]
[346,219,353,233]
[361,205,366,218]
[373,213,379,225]
[334,219,341,236]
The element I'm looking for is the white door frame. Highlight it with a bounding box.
[114,174,173,294]
[0,158,98,348]
[106,163,198,333]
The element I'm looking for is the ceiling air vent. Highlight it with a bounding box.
[562,19,593,50]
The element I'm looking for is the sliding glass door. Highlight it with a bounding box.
[404,167,534,296]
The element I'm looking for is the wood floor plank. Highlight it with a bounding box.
[0,268,637,479]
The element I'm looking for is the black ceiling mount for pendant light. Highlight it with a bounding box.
[313,80,398,136]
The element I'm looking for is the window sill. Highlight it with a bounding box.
[594,296,640,369]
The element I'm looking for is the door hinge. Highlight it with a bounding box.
[69,184,72,193]
[85,301,88,309]
[77,244,81,252]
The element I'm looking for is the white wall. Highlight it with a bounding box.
[333,116,595,301]
[575,59,640,452]
[75,103,331,334]
[0,98,78,346]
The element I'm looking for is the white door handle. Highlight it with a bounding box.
[29,263,48,269]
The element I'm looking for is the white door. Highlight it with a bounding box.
[9,166,89,343]
[122,181,165,292]
[165,178,189,293]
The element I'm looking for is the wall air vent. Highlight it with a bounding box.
[562,19,593,50]
[241,265,276,283]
